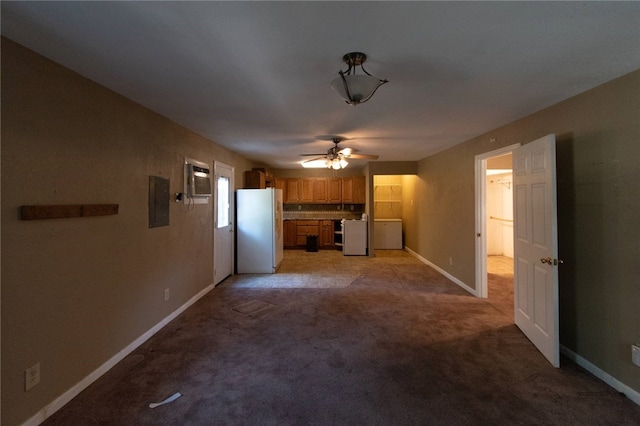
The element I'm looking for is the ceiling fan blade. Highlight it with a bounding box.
[300,153,328,157]
[316,135,354,142]
[302,157,329,168]
[348,153,379,160]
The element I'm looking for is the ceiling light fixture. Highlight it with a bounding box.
[301,155,349,170]
[330,52,388,106]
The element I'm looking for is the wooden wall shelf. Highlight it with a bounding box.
[20,204,119,221]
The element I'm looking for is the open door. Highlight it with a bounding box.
[213,162,234,285]
[513,134,560,367]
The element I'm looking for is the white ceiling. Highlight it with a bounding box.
[2,2,639,169]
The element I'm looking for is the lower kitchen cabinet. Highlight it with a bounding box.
[319,220,334,247]
[283,220,297,247]
[296,220,319,246]
[283,219,339,249]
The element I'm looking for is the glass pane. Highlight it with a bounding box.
[216,176,230,228]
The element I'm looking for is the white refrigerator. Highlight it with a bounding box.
[236,188,283,273]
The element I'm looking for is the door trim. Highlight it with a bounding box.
[475,143,520,298]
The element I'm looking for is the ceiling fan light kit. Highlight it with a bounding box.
[301,158,347,169]
[301,137,379,169]
[330,52,388,106]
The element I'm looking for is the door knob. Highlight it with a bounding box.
[541,257,552,264]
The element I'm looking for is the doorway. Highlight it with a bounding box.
[213,161,234,285]
[485,154,514,313]
[475,144,519,303]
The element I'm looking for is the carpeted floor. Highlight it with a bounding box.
[43,250,640,425]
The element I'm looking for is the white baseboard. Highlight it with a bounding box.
[404,247,478,297]
[22,283,215,426]
[560,345,640,406]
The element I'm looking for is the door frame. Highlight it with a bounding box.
[475,143,520,298]
[213,161,235,285]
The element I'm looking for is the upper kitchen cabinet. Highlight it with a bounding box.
[285,178,300,203]
[328,178,342,203]
[342,176,366,204]
[300,179,314,202]
[311,178,341,203]
[244,168,274,189]
[313,178,327,203]
[279,176,365,204]
[274,177,287,200]
[285,178,314,203]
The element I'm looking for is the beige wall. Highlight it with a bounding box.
[401,175,418,250]
[1,39,254,426]
[407,69,640,393]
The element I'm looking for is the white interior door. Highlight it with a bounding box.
[513,134,560,367]
[213,162,234,285]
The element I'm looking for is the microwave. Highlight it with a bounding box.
[186,163,212,197]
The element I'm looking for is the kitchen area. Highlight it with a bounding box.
[244,168,369,255]
[242,168,407,257]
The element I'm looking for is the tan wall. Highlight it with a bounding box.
[1,38,254,426]
[409,69,640,393]
[401,175,418,250]
[368,161,418,175]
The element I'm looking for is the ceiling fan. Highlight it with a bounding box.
[301,137,379,169]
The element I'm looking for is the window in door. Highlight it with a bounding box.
[217,176,230,228]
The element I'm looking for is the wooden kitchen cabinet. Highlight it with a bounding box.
[328,178,342,203]
[244,168,275,189]
[244,170,266,189]
[353,176,366,203]
[274,177,287,200]
[286,179,300,203]
[300,179,314,202]
[342,176,366,203]
[295,220,319,245]
[314,178,328,203]
[342,177,354,202]
[319,220,334,248]
[281,176,366,204]
[283,220,297,247]
[285,178,315,203]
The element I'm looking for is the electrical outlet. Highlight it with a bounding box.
[449,257,453,266]
[632,344,640,367]
[164,288,170,302]
[25,363,40,391]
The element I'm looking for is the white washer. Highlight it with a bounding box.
[374,219,403,249]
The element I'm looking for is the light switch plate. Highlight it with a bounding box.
[632,344,640,367]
